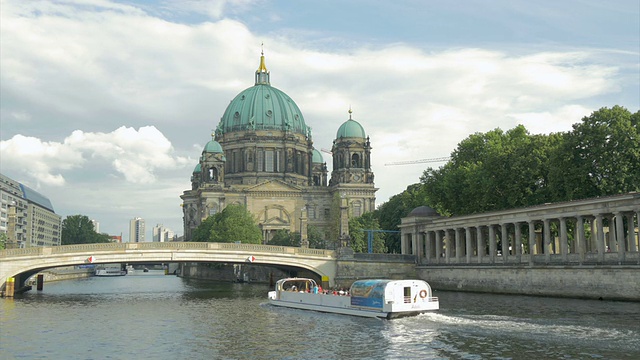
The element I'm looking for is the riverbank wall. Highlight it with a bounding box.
[29,267,94,284]
[418,265,640,301]
[178,263,311,284]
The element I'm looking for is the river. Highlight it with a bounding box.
[1,272,639,359]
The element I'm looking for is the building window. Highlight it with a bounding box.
[352,201,362,217]
[265,150,274,172]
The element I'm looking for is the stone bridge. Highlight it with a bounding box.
[0,242,339,293]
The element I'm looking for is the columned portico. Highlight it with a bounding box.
[399,193,640,266]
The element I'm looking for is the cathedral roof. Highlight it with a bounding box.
[216,52,309,137]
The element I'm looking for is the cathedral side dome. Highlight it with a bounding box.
[336,110,366,138]
[312,149,324,163]
[216,52,309,137]
[193,163,202,173]
[204,139,223,153]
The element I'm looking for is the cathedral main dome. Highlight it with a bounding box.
[216,53,309,137]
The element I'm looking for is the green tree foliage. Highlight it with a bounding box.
[191,205,262,243]
[348,212,387,253]
[421,125,557,215]
[417,106,639,216]
[267,229,300,247]
[307,225,326,249]
[374,183,430,253]
[61,215,111,244]
[327,192,342,248]
[191,216,215,242]
[549,106,640,200]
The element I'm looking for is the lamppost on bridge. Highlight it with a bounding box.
[300,206,309,248]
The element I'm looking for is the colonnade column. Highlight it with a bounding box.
[435,231,443,264]
[476,226,484,264]
[559,217,568,262]
[465,227,473,263]
[488,225,496,263]
[543,219,551,263]
[455,228,462,263]
[514,222,522,262]
[500,224,508,262]
[615,212,626,262]
[576,215,585,263]
[445,230,453,264]
[626,213,637,252]
[424,232,432,263]
[528,220,536,265]
[594,214,605,262]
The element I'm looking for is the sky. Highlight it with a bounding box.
[1,0,639,241]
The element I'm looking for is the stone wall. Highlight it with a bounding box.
[418,265,640,301]
[179,263,304,284]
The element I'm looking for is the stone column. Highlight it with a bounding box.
[476,226,484,264]
[559,217,568,262]
[615,212,626,262]
[528,220,536,265]
[501,224,508,262]
[576,215,585,264]
[411,229,419,257]
[626,213,637,252]
[606,215,616,252]
[455,228,462,263]
[488,225,496,263]
[435,230,443,264]
[424,232,432,263]
[595,214,605,262]
[514,222,522,263]
[465,227,473,264]
[401,233,408,255]
[445,230,452,264]
[543,218,551,263]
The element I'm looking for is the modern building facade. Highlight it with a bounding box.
[181,52,377,244]
[129,217,145,243]
[152,224,174,242]
[0,173,62,248]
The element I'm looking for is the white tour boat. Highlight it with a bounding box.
[268,277,439,319]
[94,266,127,277]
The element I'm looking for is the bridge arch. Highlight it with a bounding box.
[0,243,337,294]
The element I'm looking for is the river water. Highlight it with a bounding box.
[1,272,639,360]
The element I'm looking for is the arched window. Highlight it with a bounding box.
[351,153,360,168]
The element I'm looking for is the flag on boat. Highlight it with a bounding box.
[87,256,95,263]
[246,255,256,263]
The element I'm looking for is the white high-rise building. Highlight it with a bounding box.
[152,224,174,242]
[129,217,145,243]
[91,219,100,233]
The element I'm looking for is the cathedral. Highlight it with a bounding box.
[181,52,377,245]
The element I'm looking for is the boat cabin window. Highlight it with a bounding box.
[404,287,411,303]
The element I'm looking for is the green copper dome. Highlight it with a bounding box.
[193,163,202,173]
[204,139,223,153]
[216,53,309,137]
[336,119,366,139]
[312,149,324,163]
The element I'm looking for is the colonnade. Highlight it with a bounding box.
[399,193,640,265]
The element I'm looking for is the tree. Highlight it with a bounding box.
[61,215,111,245]
[267,229,300,247]
[193,204,262,243]
[307,225,326,249]
[420,125,558,215]
[191,216,215,242]
[348,212,387,253]
[549,106,640,200]
[375,183,430,253]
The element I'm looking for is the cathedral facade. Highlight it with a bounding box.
[181,53,377,245]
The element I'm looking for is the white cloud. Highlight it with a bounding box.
[1,0,636,237]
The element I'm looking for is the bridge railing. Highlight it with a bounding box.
[0,242,336,258]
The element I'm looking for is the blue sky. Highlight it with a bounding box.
[1,0,638,240]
